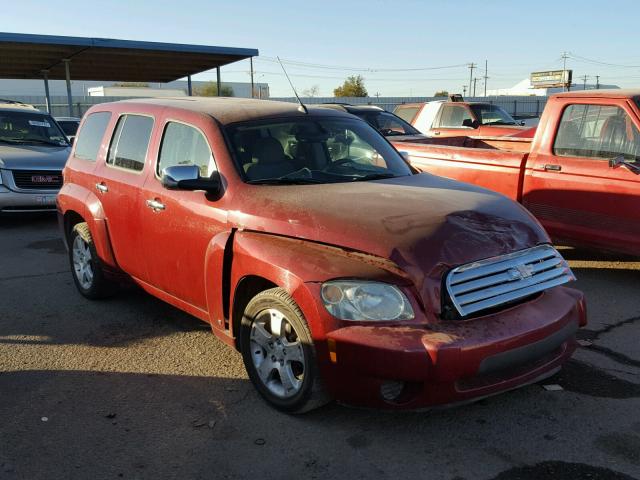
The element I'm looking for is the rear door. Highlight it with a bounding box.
[93,113,155,279]
[138,114,226,311]
[523,99,640,254]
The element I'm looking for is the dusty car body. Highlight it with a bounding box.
[58,97,586,412]
[0,106,70,213]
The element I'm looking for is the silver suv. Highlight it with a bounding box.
[0,104,71,213]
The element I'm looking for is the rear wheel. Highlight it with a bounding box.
[69,223,116,299]
[240,288,330,413]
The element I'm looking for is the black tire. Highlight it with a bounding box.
[240,288,330,413]
[68,222,116,299]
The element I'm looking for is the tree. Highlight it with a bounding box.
[334,75,367,97]
[434,90,449,97]
[302,85,320,97]
[195,82,234,97]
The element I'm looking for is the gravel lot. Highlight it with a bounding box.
[1,214,639,480]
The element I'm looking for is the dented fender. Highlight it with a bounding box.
[229,231,413,339]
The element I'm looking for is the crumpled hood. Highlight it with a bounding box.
[0,144,70,170]
[231,173,550,312]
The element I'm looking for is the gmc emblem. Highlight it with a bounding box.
[31,175,59,183]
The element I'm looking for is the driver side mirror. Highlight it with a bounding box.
[161,165,222,194]
[462,118,480,129]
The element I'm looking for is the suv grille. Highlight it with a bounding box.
[445,245,575,318]
[12,170,63,190]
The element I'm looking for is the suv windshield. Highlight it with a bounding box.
[226,117,413,184]
[0,110,69,146]
[470,104,517,126]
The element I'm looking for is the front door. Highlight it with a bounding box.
[430,104,475,137]
[524,100,640,254]
[139,117,226,310]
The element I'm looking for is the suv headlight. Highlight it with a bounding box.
[321,280,414,321]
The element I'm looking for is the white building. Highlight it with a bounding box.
[0,79,269,99]
[487,78,619,96]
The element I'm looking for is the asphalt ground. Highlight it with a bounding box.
[0,213,639,480]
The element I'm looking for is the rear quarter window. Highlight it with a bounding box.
[394,106,420,123]
[107,114,154,172]
[74,112,112,161]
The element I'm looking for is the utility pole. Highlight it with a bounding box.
[462,85,467,96]
[483,59,488,97]
[468,63,476,98]
[561,52,570,92]
[581,74,589,90]
[473,78,478,97]
[595,75,600,89]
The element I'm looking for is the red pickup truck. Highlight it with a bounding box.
[394,100,534,138]
[394,90,640,256]
[58,98,585,412]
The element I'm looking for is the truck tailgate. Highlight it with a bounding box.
[392,139,529,201]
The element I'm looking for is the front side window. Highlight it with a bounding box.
[107,114,154,172]
[226,117,412,184]
[437,105,474,128]
[74,112,111,161]
[469,104,517,126]
[364,112,421,136]
[158,122,215,177]
[0,110,68,146]
[554,104,640,161]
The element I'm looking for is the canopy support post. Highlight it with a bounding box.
[250,57,255,98]
[41,70,52,114]
[63,59,73,116]
[216,67,221,96]
[187,75,192,96]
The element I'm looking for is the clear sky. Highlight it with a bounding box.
[4,0,640,97]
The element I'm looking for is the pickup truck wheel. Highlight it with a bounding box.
[240,288,330,413]
[69,223,115,299]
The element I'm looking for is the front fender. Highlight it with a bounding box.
[229,231,410,340]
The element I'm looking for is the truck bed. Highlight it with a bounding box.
[391,135,532,201]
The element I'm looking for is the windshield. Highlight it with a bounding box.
[57,120,79,137]
[226,117,413,184]
[362,111,421,136]
[470,104,517,126]
[0,110,69,146]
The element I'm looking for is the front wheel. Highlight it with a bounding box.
[240,288,330,413]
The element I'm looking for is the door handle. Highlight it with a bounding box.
[95,182,108,193]
[543,164,562,172]
[433,131,441,136]
[146,199,166,211]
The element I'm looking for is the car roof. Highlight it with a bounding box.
[552,89,640,100]
[0,106,46,113]
[319,103,384,113]
[107,97,354,125]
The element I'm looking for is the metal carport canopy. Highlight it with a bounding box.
[0,32,259,114]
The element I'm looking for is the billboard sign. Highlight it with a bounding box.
[530,70,572,88]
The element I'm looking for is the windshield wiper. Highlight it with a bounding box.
[246,177,325,185]
[350,172,398,182]
[22,138,69,147]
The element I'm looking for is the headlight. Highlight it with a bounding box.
[321,280,414,321]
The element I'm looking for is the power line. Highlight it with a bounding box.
[256,55,468,73]
[568,52,640,68]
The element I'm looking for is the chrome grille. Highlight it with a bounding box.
[445,245,575,317]
[11,170,63,190]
